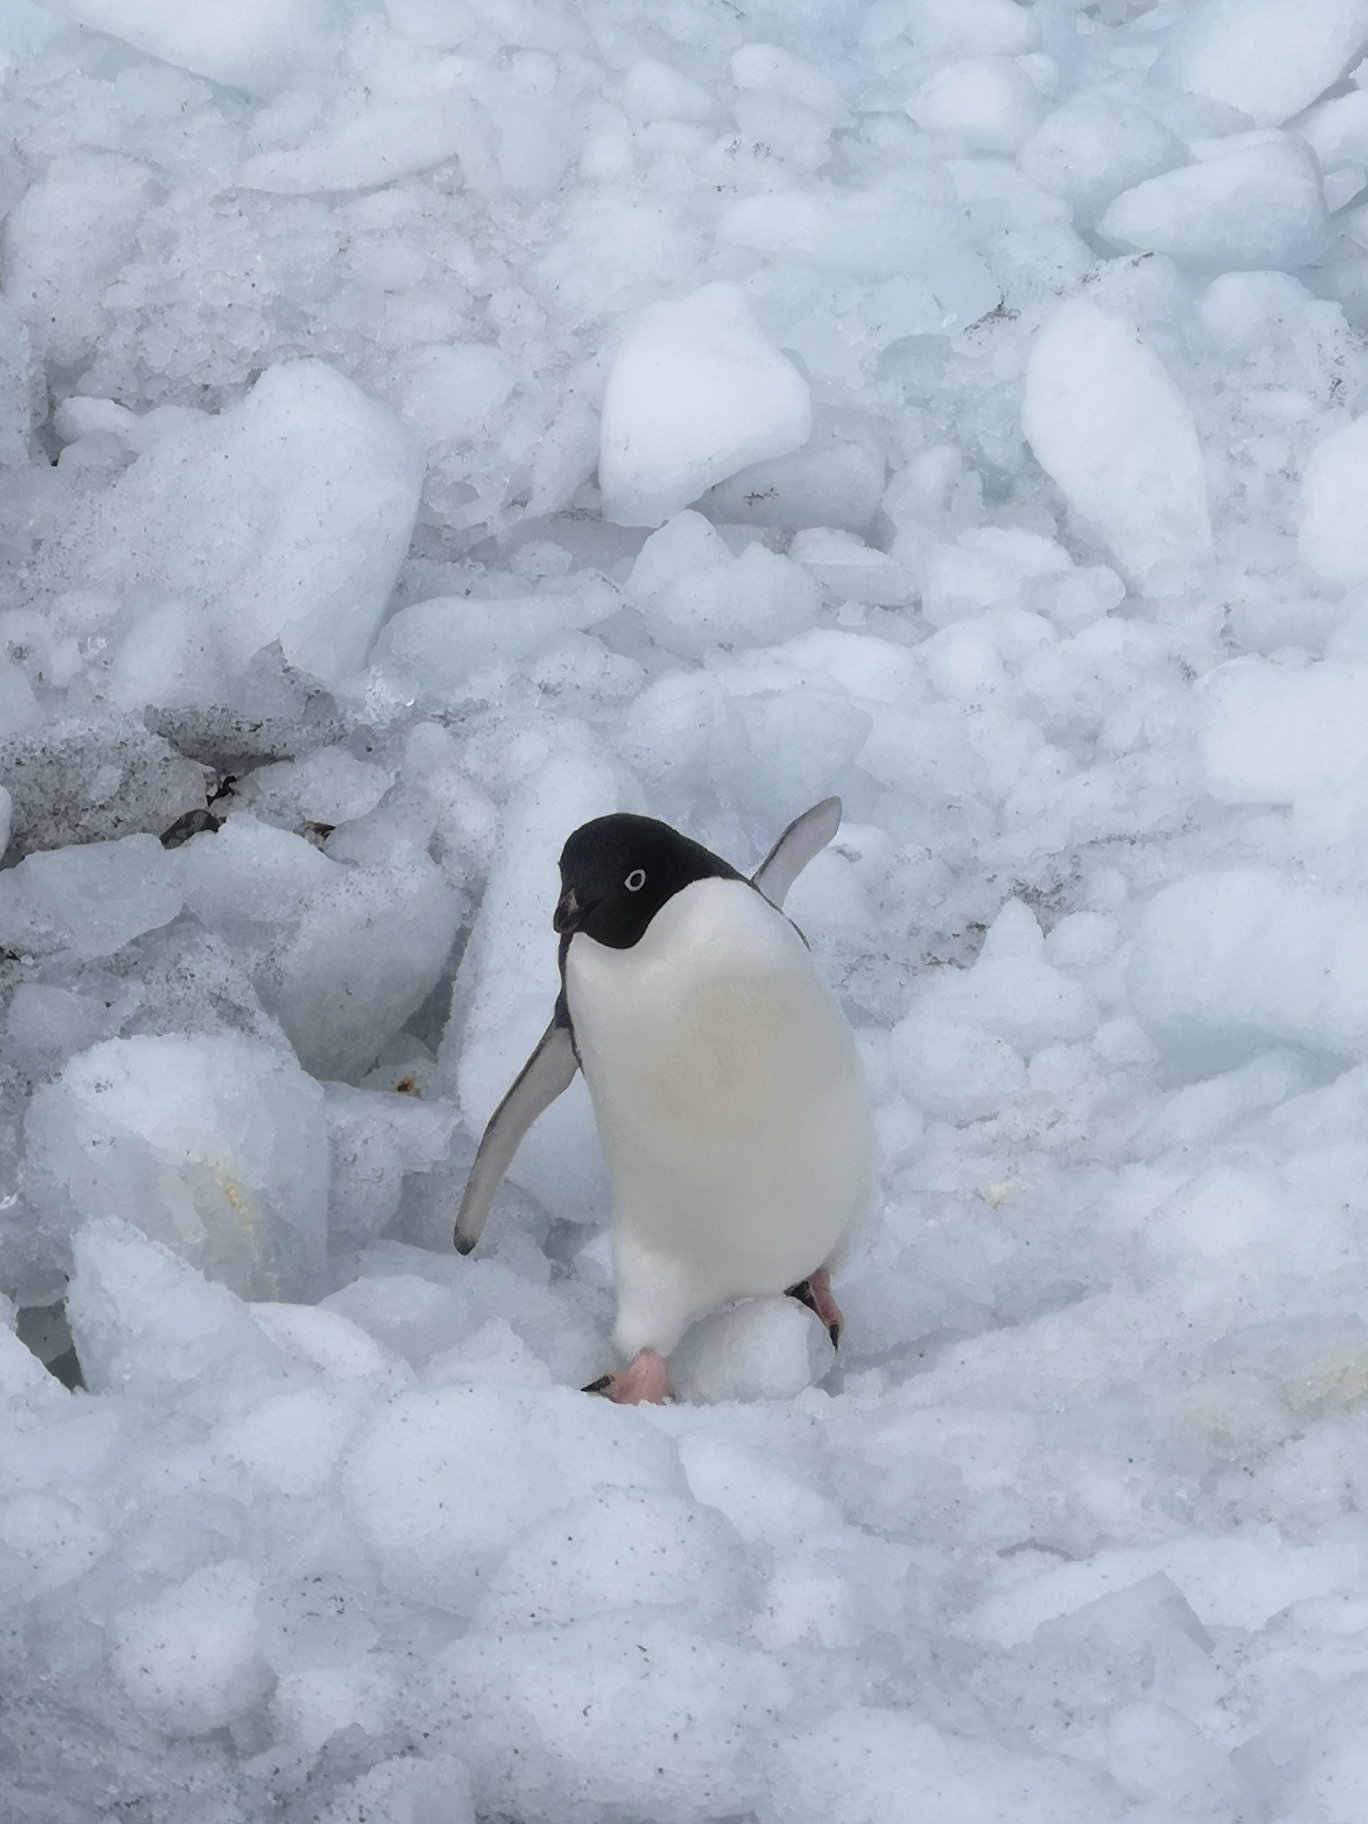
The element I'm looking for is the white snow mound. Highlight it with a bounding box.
[1130,869,1368,1069]
[598,283,812,527]
[45,361,424,690]
[1301,414,1368,586]
[45,0,340,97]
[1151,0,1368,128]
[1098,135,1330,271]
[26,1034,330,1301]
[1022,299,1212,582]
[1202,658,1368,803]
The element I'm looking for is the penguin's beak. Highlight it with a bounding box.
[553,887,587,934]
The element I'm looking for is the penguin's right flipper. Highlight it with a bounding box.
[751,796,842,909]
[454,1019,579,1254]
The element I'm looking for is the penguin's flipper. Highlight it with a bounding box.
[454,1019,579,1254]
[751,796,842,909]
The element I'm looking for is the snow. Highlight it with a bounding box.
[1300,411,1368,584]
[1129,868,1368,1068]
[45,0,339,97]
[1021,297,1213,581]
[28,1037,330,1299]
[39,360,426,692]
[906,57,1045,154]
[1098,133,1332,273]
[7,0,1368,1819]
[599,283,812,526]
[1152,0,1368,130]
[1201,656,1368,803]
[1019,92,1188,227]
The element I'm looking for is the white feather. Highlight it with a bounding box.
[565,878,874,1357]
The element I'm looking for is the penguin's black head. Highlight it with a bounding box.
[554,813,743,949]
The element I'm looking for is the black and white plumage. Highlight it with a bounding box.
[454,798,874,1402]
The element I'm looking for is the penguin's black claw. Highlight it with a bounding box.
[787,1273,843,1350]
[582,1373,614,1395]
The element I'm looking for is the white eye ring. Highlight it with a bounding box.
[625,868,646,892]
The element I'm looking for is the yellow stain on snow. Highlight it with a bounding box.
[219,1171,279,1300]
[1306,1345,1368,1414]
[983,1178,1030,1210]
[1183,1344,1368,1450]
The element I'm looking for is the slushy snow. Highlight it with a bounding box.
[5,0,1368,1820]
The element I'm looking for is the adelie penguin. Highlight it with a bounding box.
[454,798,875,1404]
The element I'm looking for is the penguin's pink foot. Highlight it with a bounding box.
[786,1267,843,1348]
[582,1347,673,1405]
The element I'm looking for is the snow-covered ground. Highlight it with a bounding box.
[6,0,1368,1816]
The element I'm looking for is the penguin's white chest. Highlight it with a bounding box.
[564,878,873,1352]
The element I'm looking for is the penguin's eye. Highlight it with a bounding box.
[624,868,646,892]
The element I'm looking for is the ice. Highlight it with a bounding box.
[598,283,812,527]
[890,1011,1027,1122]
[671,1297,834,1403]
[40,362,424,691]
[1301,413,1368,585]
[1303,86,1368,171]
[65,1216,288,1394]
[919,525,1072,626]
[1151,0,1368,129]
[238,43,479,196]
[319,1757,474,1824]
[622,58,714,124]
[425,1612,789,1824]
[701,408,894,534]
[323,1085,455,1251]
[769,1708,1115,1824]
[369,589,608,701]
[28,1037,330,1301]
[1098,135,1331,272]
[110,1558,273,1736]
[907,57,1044,153]
[240,746,393,831]
[180,815,461,1081]
[0,716,207,859]
[0,295,34,466]
[397,343,514,448]
[1019,92,1188,226]
[247,1298,408,1392]
[1202,657,1368,804]
[626,512,822,657]
[893,0,1039,57]
[344,1382,680,1612]
[3,152,157,369]
[12,0,1368,1816]
[907,899,1096,1053]
[1022,298,1212,582]
[789,528,916,606]
[0,833,179,959]
[1128,869,1368,1070]
[45,0,339,97]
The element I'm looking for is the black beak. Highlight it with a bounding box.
[553,887,587,934]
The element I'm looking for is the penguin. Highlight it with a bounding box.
[453,798,874,1404]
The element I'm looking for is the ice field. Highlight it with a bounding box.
[9,0,1368,1815]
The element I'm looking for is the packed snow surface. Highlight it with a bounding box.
[6,0,1368,1819]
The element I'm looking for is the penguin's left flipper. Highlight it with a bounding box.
[751,796,842,909]
[454,1018,579,1254]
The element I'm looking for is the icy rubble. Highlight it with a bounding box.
[4,0,1368,1819]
